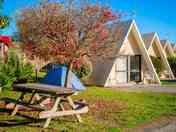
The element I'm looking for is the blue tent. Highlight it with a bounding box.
[40,65,85,91]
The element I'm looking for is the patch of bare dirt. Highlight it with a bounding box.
[87,99,127,126]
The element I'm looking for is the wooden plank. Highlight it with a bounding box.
[13,83,76,95]
[66,96,83,122]
[43,97,61,128]
[11,92,26,116]
[28,91,37,104]
[6,102,44,111]
[39,106,88,119]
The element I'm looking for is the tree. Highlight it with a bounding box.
[168,55,176,76]
[16,1,122,87]
[150,56,162,76]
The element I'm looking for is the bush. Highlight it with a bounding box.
[150,56,162,75]
[168,55,176,76]
[74,64,91,79]
[0,48,33,90]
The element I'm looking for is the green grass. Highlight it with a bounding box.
[0,87,176,132]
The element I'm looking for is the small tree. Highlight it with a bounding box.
[150,56,162,76]
[168,55,176,76]
[16,1,122,87]
[74,64,91,79]
[0,48,33,89]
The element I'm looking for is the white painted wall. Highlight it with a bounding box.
[105,56,128,86]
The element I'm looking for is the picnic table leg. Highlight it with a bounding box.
[28,91,37,104]
[11,92,26,116]
[43,97,61,128]
[66,96,82,123]
[59,103,65,111]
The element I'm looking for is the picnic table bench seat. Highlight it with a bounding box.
[2,97,45,111]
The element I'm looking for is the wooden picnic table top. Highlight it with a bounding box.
[13,83,76,95]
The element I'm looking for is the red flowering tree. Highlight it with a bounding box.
[16,1,122,87]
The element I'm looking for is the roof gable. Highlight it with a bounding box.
[115,20,161,83]
[171,43,176,51]
[161,40,168,49]
[161,40,174,55]
[156,37,174,77]
[112,20,133,52]
[91,20,161,85]
[142,33,155,49]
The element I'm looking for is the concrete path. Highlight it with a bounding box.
[111,84,176,94]
[126,116,176,132]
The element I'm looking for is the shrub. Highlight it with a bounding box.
[73,64,91,79]
[168,55,176,76]
[150,56,162,75]
[0,48,33,90]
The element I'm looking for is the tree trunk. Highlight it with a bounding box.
[64,61,73,88]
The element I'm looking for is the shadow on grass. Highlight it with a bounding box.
[0,104,44,128]
[0,119,33,127]
[0,111,45,128]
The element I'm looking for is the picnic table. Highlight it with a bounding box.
[6,83,88,128]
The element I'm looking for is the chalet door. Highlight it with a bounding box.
[130,55,141,82]
[115,56,128,83]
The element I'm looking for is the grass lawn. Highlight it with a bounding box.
[161,80,176,87]
[0,87,176,132]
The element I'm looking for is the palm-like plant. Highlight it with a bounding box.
[0,48,33,89]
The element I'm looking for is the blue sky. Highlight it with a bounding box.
[2,0,176,44]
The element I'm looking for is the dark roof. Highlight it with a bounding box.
[111,19,133,51]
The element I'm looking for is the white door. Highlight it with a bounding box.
[115,56,128,83]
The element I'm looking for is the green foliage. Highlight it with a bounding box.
[0,0,10,29]
[168,55,176,76]
[0,48,33,89]
[0,16,10,29]
[150,56,162,75]
[73,64,91,79]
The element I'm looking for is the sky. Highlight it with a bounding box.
[1,0,176,44]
